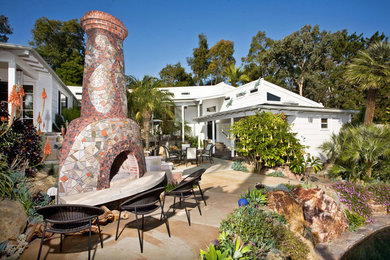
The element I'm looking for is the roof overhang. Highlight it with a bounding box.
[194,103,359,122]
[0,43,78,101]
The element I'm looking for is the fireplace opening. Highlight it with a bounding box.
[110,151,139,186]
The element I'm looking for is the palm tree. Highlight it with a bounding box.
[223,64,250,87]
[345,41,390,125]
[127,76,175,150]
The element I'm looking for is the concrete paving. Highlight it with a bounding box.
[22,158,301,260]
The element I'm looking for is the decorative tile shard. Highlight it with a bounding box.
[58,11,146,197]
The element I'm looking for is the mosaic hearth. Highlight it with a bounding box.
[58,11,146,197]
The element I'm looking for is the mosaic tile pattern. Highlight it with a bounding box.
[58,11,146,197]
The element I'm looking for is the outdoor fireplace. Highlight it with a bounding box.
[58,11,146,197]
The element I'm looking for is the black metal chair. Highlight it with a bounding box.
[115,187,170,253]
[164,177,202,226]
[163,145,180,162]
[181,168,207,206]
[185,147,198,166]
[200,144,215,163]
[36,204,104,260]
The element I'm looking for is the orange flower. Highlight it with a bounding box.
[18,86,25,97]
[43,137,51,155]
[37,112,42,124]
[41,88,47,100]
[8,85,21,107]
[1,116,7,122]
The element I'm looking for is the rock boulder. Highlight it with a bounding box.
[293,187,348,243]
[0,199,28,243]
[267,190,305,235]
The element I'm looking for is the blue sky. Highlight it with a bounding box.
[2,0,390,80]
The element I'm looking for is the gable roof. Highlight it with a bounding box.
[0,42,77,100]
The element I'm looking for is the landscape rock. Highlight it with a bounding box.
[267,190,305,235]
[29,171,57,196]
[293,187,348,243]
[0,199,28,243]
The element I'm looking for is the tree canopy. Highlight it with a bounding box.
[345,41,390,125]
[30,17,85,85]
[0,15,13,43]
[187,33,210,85]
[207,39,235,85]
[159,62,194,87]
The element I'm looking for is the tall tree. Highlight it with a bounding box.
[208,39,235,85]
[159,62,194,86]
[242,31,275,81]
[273,25,331,96]
[187,33,210,85]
[127,76,175,149]
[30,17,85,85]
[223,64,249,86]
[0,15,13,42]
[345,41,390,125]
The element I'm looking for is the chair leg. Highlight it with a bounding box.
[160,201,171,237]
[88,219,92,260]
[173,196,176,213]
[183,195,191,226]
[160,197,165,221]
[60,233,63,252]
[198,183,207,206]
[134,210,143,253]
[115,210,122,240]
[192,188,202,216]
[96,217,103,248]
[37,222,47,260]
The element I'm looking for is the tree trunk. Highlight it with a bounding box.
[143,110,151,150]
[364,88,377,125]
[298,79,304,96]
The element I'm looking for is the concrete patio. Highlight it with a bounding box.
[21,158,301,260]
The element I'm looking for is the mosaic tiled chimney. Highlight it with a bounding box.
[58,11,146,197]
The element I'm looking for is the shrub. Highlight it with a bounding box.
[0,102,42,176]
[330,182,373,223]
[345,210,366,231]
[240,188,267,205]
[321,124,390,182]
[231,160,248,172]
[230,112,304,171]
[267,171,284,177]
[218,205,309,259]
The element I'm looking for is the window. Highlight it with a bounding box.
[267,92,281,101]
[321,118,328,129]
[58,91,68,114]
[250,88,258,93]
[224,96,230,100]
[206,106,216,112]
[181,92,190,95]
[22,85,34,124]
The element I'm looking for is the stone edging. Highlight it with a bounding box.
[315,214,390,260]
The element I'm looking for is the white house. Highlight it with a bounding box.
[0,43,77,132]
[161,78,357,160]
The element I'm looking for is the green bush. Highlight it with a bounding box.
[345,210,366,231]
[267,171,284,177]
[240,188,267,205]
[230,112,304,171]
[218,205,309,259]
[231,161,248,172]
[321,124,390,182]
